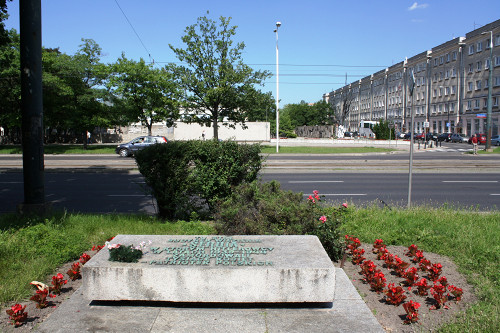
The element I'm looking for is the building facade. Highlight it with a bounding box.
[324,19,500,137]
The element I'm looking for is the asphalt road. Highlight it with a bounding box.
[1,171,499,214]
[1,143,499,213]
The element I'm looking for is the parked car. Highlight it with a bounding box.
[491,135,500,146]
[426,132,438,141]
[414,133,426,141]
[403,132,416,140]
[450,133,469,143]
[395,132,406,139]
[468,133,487,145]
[437,133,452,142]
[115,136,168,157]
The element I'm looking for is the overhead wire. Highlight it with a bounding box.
[113,0,155,65]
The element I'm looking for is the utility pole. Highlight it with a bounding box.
[18,0,49,214]
[407,68,416,208]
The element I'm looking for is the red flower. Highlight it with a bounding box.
[414,278,432,296]
[319,215,327,223]
[50,273,68,295]
[384,283,407,305]
[342,203,348,208]
[403,300,421,324]
[448,285,463,302]
[79,253,91,265]
[6,304,28,327]
[405,244,419,257]
[67,262,82,281]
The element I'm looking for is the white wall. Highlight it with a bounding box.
[119,122,270,142]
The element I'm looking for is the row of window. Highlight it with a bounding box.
[467,76,500,91]
[466,97,500,110]
[467,35,500,55]
[433,51,458,66]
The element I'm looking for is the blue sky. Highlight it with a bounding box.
[4,0,500,106]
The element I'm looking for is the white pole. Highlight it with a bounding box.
[275,22,281,153]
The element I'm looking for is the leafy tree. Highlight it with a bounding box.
[241,89,275,122]
[281,100,334,128]
[42,39,112,147]
[0,0,12,47]
[169,14,271,140]
[372,119,394,140]
[108,54,180,135]
[0,28,20,138]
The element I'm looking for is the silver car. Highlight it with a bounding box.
[450,133,468,143]
[115,136,168,157]
[491,135,500,146]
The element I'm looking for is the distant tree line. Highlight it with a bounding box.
[0,13,275,143]
[0,8,340,144]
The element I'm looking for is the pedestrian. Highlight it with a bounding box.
[202,130,206,141]
[471,134,478,155]
[87,131,91,144]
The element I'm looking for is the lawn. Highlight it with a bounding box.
[260,146,395,154]
[0,144,116,154]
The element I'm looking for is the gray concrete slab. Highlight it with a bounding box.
[83,235,336,303]
[36,267,384,333]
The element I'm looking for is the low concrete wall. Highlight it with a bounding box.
[113,122,270,143]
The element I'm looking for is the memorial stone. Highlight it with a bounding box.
[83,234,336,303]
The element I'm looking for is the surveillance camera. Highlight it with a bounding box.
[276,22,281,27]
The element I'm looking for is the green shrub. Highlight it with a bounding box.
[372,119,394,140]
[214,181,346,261]
[135,141,194,219]
[135,140,263,219]
[188,140,262,211]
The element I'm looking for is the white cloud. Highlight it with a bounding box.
[408,2,429,11]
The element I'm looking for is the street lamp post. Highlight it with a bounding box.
[482,31,493,150]
[275,22,281,153]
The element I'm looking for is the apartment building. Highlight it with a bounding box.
[324,19,500,136]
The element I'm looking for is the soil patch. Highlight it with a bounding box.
[341,243,476,332]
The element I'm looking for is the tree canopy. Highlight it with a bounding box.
[169,14,271,140]
[281,100,335,128]
[108,54,181,136]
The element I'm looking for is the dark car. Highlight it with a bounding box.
[426,132,438,141]
[468,133,487,145]
[450,133,468,143]
[437,133,451,142]
[403,132,416,140]
[115,136,168,157]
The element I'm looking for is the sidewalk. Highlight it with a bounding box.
[36,268,384,333]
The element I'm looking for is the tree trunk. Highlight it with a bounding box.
[212,117,218,140]
[83,132,88,150]
[147,122,152,136]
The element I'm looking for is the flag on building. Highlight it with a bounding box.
[408,70,415,96]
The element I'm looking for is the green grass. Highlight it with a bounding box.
[476,146,500,154]
[261,146,395,154]
[0,144,116,154]
[342,205,500,332]
[0,213,215,306]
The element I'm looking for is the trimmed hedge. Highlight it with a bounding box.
[135,140,262,219]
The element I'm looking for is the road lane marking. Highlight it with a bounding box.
[442,181,498,183]
[108,194,147,197]
[491,194,500,196]
[289,181,344,183]
[303,193,366,196]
